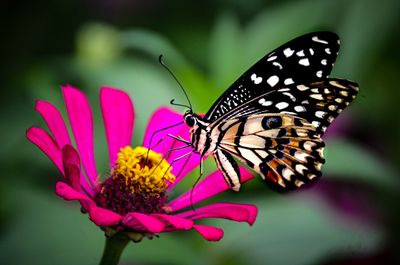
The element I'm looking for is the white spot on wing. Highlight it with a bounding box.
[328,105,337,111]
[283,47,295,57]
[329,80,347,89]
[276,102,289,110]
[282,168,295,180]
[303,141,316,151]
[272,62,283,69]
[325,48,331,54]
[284,78,294,85]
[310,94,324,100]
[311,121,321,128]
[294,105,306,112]
[295,164,308,174]
[294,151,308,162]
[299,58,310,66]
[283,92,296,102]
[258,98,272,106]
[309,48,314,55]
[278,88,290,92]
[295,180,305,187]
[316,70,323,77]
[312,36,329,44]
[311,88,319,93]
[315,111,326,118]
[321,59,327,65]
[296,50,305,56]
[267,55,277,61]
[251,73,263,84]
[267,75,279,87]
[297,85,309,91]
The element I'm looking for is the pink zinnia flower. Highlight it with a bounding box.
[26,85,257,243]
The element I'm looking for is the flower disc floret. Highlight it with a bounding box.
[96,146,176,215]
[113,146,175,194]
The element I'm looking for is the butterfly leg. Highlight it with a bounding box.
[214,149,241,191]
[142,134,191,175]
[157,150,194,179]
[167,133,191,145]
[189,155,205,211]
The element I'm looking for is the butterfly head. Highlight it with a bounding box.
[184,110,198,127]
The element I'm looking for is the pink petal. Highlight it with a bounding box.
[142,107,200,189]
[100,87,134,167]
[35,100,71,148]
[143,107,184,155]
[55,181,92,202]
[88,205,122,227]
[177,202,258,225]
[62,145,82,191]
[55,181,93,211]
[56,182,122,226]
[167,149,200,191]
[61,145,95,197]
[26,127,63,174]
[122,212,165,233]
[168,167,254,212]
[193,225,224,241]
[152,214,193,230]
[62,85,98,189]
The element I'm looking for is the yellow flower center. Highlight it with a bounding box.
[95,146,176,215]
[112,146,175,194]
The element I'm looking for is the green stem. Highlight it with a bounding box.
[99,234,130,265]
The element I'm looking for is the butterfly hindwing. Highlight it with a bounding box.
[214,149,241,191]
[213,114,325,190]
[204,32,340,123]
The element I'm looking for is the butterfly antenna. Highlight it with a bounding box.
[170,99,191,109]
[159,55,193,110]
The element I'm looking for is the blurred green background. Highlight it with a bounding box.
[1,0,400,264]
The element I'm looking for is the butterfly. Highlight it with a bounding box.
[164,31,358,192]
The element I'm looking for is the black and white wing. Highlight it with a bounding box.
[213,113,325,191]
[204,32,341,124]
[201,31,359,191]
[211,79,358,190]
[215,78,359,135]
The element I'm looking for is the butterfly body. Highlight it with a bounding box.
[181,32,358,192]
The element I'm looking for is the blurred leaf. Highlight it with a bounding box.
[211,193,383,265]
[324,139,400,189]
[336,0,400,80]
[243,0,332,68]
[76,23,122,65]
[209,12,242,89]
[121,29,188,67]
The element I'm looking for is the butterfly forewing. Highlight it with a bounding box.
[204,32,340,123]
[211,78,358,134]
